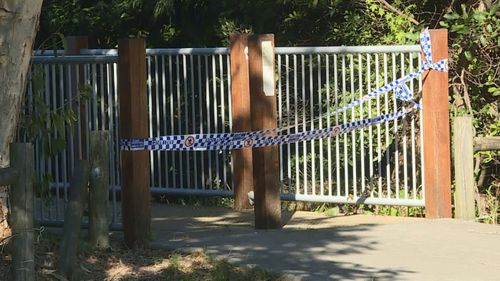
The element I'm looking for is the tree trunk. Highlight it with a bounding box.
[0,0,43,239]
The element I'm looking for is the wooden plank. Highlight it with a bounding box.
[8,143,34,281]
[474,137,500,152]
[248,34,281,229]
[422,29,452,218]
[58,160,90,279]
[118,38,151,248]
[66,36,89,160]
[0,167,18,186]
[89,130,110,248]
[230,33,254,210]
[453,117,475,220]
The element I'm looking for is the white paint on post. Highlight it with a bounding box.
[261,41,275,96]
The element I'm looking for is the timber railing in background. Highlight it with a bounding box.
[0,143,35,281]
[453,116,500,220]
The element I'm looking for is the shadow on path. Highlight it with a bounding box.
[150,205,416,280]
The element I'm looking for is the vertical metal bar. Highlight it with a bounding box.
[112,62,119,223]
[358,54,365,195]
[401,53,408,199]
[278,55,283,190]
[418,52,425,200]
[51,63,60,219]
[190,55,199,189]
[198,56,206,189]
[226,55,233,189]
[182,55,190,188]
[349,54,356,199]
[375,54,382,198]
[326,55,332,196]
[301,55,307,195]
[92,64,98,131]
[293,55,300,195]
[384,53,391,198]
[106,63,115,222]
[334,54,340,197]
[410,52,417,199]
[341,55,348,197]
[205,56,212,189]
[392,53,400,198]
[309,54,315,195]
[367,54,374,197]
[42,64,49,220]
[218,55,227,189]
[318,54,324,195]
[161,55,170,188]
[59,64,68,202]
[99,64,105,130]
[176,55,183,188]
[169,56,176,188]
[286,55,291,193]
[67,65,75,173]
[155,56,162,189]
[211,55,219,189]
[147,56,154,188]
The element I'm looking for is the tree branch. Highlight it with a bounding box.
[374,0,420,25]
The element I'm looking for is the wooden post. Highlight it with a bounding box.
[230,33,254,210]
[118,38,151,247]
[89,131,110,248]
[58,160,90,279]
[474,137,500,152]
[67,36,89,160]
[422,29,452,218]
[248,34,281,229]
[453,117,475,220]
[8,143,34,281]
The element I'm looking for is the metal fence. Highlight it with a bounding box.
[274,45,424,206]
[25,44,425,226]
[24,55,121,226]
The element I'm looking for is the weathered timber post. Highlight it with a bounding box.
[422,29,452,218]
[67,36,89,160]
[248,34,281,229]
[118,38,151,247]
[89,131,110,248]
[8,143,34,281]
[474,137,500,152]
[453,116,475,220]
[230,33,254,210]
[58,160,90,279]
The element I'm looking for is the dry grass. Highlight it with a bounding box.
[1,233,281,281]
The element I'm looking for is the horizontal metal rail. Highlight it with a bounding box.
[70,45,421,56]
[32,55,118,64]
[80,48,231,56]
[281,194,425,207]
[275,45,421,54]
[33,50,65,56]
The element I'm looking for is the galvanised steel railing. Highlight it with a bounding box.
[275,45,425,206]
[25,44,425,226]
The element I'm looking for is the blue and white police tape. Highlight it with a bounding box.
[328,28,446,117]
[257,28,444,135]
[121,105,416,151]
[120,28,444,152]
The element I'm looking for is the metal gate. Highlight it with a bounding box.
[26,43,425,226]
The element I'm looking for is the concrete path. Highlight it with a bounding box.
[151,204,500,281]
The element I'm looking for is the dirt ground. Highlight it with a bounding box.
[0,231,280,281]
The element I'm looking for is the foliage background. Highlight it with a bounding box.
[36,0,499,220]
